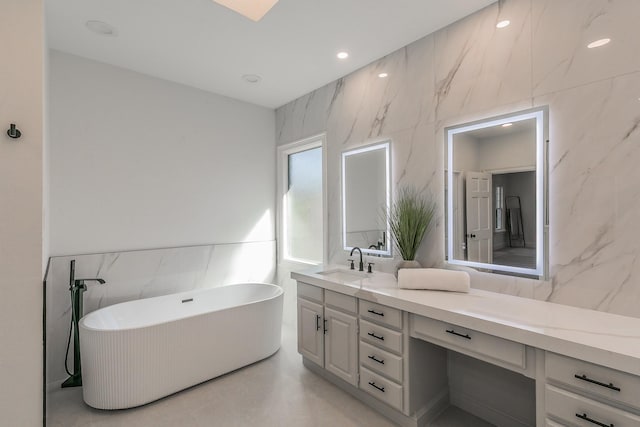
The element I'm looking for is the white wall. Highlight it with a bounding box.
[477,129,536,172]
[0,0,44,425]
[451,133,480,172]
[49,51,275,255]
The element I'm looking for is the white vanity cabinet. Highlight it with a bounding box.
[324,291,358,385]
[297,280,448,427]
[297,297,324,366]
[358,300,406,411]
[410,314,531,376]
[544,352,640,426]
[297,282,359,386]
[293,267,640,427]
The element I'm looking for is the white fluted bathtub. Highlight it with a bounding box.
[79,283,283,409]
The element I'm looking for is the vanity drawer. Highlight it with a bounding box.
[360,366,403,411]
[546,352,640,411]
[297,282,323,303]
[359,341,403,384]
[546,385,640,427]
[359,300,402,330]
[325,290,357,315]
[360,319,403,355]
[411,315,525,369]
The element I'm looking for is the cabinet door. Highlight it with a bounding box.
[325,307,358,386]
[297,298,324,366]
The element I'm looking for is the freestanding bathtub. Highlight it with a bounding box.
[79,283,283,409]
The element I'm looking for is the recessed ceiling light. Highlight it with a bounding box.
[587,38,611,49]
[85,20,117,36]
[212,0,279,22]
[496,20,510,29]
[378,73,388,78]
[337,51,349,60]
[242,74,262,83]
[502,123,513,127]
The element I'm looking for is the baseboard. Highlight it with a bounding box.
[413,388,449,427]
[451,390,534,427]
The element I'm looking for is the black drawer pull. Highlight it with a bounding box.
[446,329,471,340]
[368,332,384,341]
[324,319,328,334]
[368,355,385,365]
[574,374,621,392]
[368,381,385,392]
[316,314,321,331]
[576,412,614,427]
[367,309,384,316]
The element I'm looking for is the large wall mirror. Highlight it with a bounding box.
[342,141,391,256]
[445,107,548,278]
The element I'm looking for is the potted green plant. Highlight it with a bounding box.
[387,186,435,271]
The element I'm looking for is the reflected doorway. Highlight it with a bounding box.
[492,171,536,269]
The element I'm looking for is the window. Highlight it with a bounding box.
[279,135,325,264]
[495,185,504,231]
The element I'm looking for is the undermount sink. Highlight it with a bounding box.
[318,268,368,282]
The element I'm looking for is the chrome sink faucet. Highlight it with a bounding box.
[350,247,364,272]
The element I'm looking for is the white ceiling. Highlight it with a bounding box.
[46,0,495,109]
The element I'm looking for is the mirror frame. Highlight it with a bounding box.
[445,107,549,279]
[342,140,392,257]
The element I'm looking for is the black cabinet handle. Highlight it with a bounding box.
[446,329,471,340]
[367,309,384,317]
[368,332,384,341]
[324,319,328,334]
[316,315,321,331]
[575,413,614,427]
[368,381,385,392]
[368,355,385,365]
[574,374,621,392]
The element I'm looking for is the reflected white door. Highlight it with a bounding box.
[465,172,492,263]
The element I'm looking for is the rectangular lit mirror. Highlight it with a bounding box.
[445,107,548,278]
[342,141,391,256]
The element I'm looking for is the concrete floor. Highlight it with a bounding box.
[46,324,493,426]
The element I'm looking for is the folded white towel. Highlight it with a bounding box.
[397,268,470,293]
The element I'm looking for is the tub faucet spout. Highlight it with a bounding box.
[74,278,106,290]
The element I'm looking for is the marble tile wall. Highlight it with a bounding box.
[277,0,640,321]
[45,241,275,387]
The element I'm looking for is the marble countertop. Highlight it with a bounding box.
[292,265,640,376]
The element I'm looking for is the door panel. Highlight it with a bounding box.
[324,307,358,386]
[466,172,493,263]
[297,299,324,366]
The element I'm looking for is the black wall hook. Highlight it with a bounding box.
[7,124,21,139]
